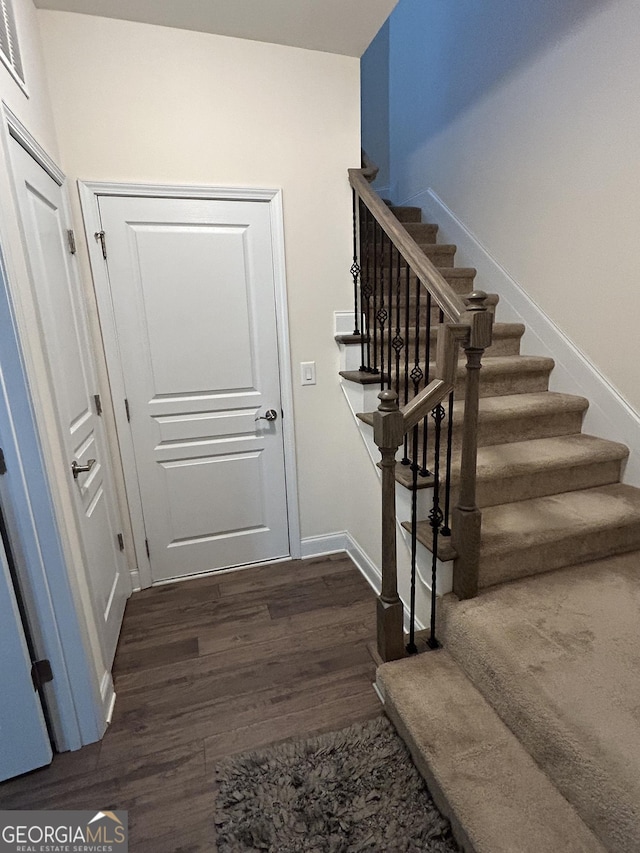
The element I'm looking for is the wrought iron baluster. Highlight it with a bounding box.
[442,389,455,536]
[420,290,432,477]
[401,265,411,465]
[371,221,379,375]
[350,189,360,337]
[359,202,372,372]
[427,403,445,650]
[387,237,393,395]
[392,247,404,400]
[407,423,420,655]
[376,230,389,389]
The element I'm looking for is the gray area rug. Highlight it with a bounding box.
[214,715,459,852]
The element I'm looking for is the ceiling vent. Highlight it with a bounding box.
[0,0,24,85]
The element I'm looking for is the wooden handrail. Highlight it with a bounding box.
[349,168,468,324]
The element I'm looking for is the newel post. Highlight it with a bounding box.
[452,292,493,600]
[372,390,405,662]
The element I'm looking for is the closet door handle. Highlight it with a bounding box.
[71,458,96,479]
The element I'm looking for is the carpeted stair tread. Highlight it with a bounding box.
[357,392,588,455]
[377,649,606,853]
[478,482,640,586]
[438,551,640,852]
[394,432,624,500]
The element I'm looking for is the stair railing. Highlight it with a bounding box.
[348,166,493,662]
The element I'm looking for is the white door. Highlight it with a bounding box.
[10,140,130,668]
[0,529,52,781]
[96,195,290,583]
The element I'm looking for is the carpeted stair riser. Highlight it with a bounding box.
[403,222,438,242]
[387,205,422,222]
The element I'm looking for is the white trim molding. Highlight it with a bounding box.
[78,180,301,585]
[406,186,640,487]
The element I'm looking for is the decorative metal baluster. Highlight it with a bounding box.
[359,202,372,372]
[376,231,389,389]
[387,237,394,395]
[350,190,360,337]
[441,390,455,536]
[427,402,445,650]
[420,290,433,477]
[392,247,403,400]
[407,423,420,655]
[371,221,379,375]
[401,265,411,466]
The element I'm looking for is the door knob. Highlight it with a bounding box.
[71,458,96,479]
[255,409,278,422]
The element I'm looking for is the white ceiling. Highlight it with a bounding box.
[33,0,398,57]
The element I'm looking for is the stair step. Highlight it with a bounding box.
[472,434,628,507]
[374,321,524,357]
[388,205,422,222]
[362,291,499,323]
[378,243,457,268]
[345,351,553,395]
[377,650,606,853]
[364,267,477,298]
[478,483,640,587]
[403,222,438,242]
[438,552,640,852]
[396,429,623,499]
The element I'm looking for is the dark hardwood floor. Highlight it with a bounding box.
[0,553,382,851]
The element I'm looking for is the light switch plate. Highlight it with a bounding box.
[300,361,316,385]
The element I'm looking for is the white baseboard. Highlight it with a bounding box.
[402,187,640,487]
[100,671,116,729]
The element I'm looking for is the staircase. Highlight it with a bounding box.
[339,198,640,851]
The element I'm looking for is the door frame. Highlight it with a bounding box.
[0,104,111,748]
[78,181,302,588]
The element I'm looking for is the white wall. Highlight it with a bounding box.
[38,10,381,554]
[387,0,640,414]
[361,20,390,191]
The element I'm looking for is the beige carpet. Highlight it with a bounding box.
[439,550,640,852]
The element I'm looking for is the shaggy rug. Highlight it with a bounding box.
[214,715,459,852]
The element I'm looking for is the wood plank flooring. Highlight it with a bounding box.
[0,553,382,851]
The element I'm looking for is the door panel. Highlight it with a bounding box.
[10,140,130,667]
[0,527,52,781]
[98,196,290,582]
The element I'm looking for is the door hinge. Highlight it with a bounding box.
[0,447,6,475]
[145,538,150,559]
[31,659,53,691]
[124,398,130,422]
[95,230,107,260]
[117,533,125,551]
[94,393,103,416]
[67,229,77,254]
